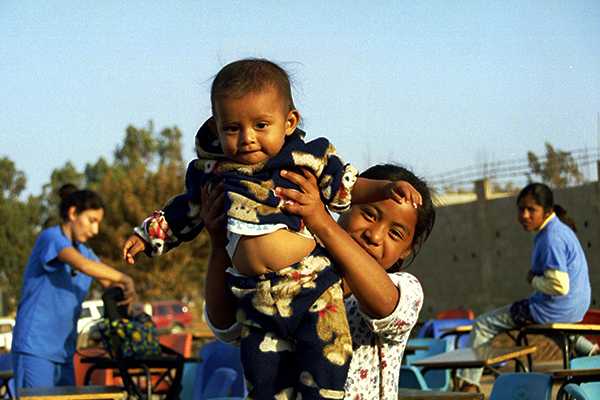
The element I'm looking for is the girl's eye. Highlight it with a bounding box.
[389,230,404,241]
[361,209,376,221]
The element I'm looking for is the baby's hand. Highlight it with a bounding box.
[122,235,147,265]
[386,180,422,208]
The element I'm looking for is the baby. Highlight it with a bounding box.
[123,58,421,399]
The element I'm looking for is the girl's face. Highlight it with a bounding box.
[213,86,299,165]
[517,194,550,232]
[338,198,418,270]
[67,207,104,243]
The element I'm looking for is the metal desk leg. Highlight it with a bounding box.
[560,334,570,369]
[515,330,533,372]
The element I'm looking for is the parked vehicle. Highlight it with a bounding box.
[151,300,193,333]
[77,299,104,334]
[0,317,15,351]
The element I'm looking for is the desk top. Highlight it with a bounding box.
[521,323,600,333]
[397,388,483,399]
[411,345,537,369]
[442,325,473,333]
[551,368,600,378]
[19,385,127,400]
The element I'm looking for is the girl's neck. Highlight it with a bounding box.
[60,222,73,242]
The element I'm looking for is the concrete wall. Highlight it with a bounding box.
[410,175,600,320]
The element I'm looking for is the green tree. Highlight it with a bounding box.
[527,143,584,188]
[0,158,41,313]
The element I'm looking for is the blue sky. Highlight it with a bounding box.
[2,1,599,196]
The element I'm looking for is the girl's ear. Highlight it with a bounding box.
[67,206,78,221]
[399,247,413,261]
[285,110,300,135]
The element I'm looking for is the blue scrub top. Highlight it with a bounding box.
[528,216,591,324]
[12,226,95,363]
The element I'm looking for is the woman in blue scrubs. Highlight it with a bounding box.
[11,184,137,389]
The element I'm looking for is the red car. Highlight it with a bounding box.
[151,300,193,333]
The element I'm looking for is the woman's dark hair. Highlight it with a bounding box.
[517,182,576,232]
[359,164,436,272]
[211,58,295,114]
[58,183,105,221]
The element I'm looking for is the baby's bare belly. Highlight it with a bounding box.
[232,229,316,276]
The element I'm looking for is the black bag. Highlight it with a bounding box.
[97,287,161,358]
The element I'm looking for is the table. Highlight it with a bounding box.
[439,325,473,348]
[0,369,13,398]
[18,385,127,400]
[397,388,483,399]
[411,344,537,375]
[516,323,600,369]
[551,367,600,399]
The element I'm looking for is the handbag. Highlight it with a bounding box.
[97,287,162,359]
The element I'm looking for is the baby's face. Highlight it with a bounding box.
[213,87,298,165]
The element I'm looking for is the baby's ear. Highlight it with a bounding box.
[286,110,300,135]
[207,116,218,133]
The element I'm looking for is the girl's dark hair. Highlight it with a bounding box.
[58,183,105,221]
[517,182,576,232]
[211,58,295,114]
[359,164,436,272]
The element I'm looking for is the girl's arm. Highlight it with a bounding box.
[200,184,238,329]
[57,248,136,305]
[277,170,399,318]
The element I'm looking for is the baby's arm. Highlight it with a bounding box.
[351,177,422,208]
[122,160,209,263]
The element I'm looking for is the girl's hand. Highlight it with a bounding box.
[386,180,422,208]
[200,183,227,248]
[276,169,328,228]
[122,235,146,265]
[118,274,136,306]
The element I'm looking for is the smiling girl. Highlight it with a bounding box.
[202,163,436,399]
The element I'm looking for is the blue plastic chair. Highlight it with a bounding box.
[203,367,238,398]
[488,372,552,400]
[400,338,452,391]
[416,318,473,349]
[563,383,592,400]
[192,341,246,400]
[558,355,600,399]
[0,353,14,399]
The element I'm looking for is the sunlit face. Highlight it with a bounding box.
[213,86,299,165]
[338,198,418,270]
[517,194,550,232]
[68,207,104,243]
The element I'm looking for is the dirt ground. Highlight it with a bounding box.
[476,332,573,399]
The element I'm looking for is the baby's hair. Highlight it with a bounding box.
[517,182,576,232]
[359,164,436,271]
[58,183,105,221]
[211,58,295,114]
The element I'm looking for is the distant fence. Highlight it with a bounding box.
[427,147,600,191]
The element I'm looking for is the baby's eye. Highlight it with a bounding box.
[256,122,268,129]
[222,126,238,134]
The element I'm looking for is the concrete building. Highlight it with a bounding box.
[411,164,600,319]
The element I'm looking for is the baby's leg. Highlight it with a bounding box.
[294,283,352,399]
[239,325,297,399]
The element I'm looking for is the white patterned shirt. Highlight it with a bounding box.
[343,272,423,400]
[206,271,423,400]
